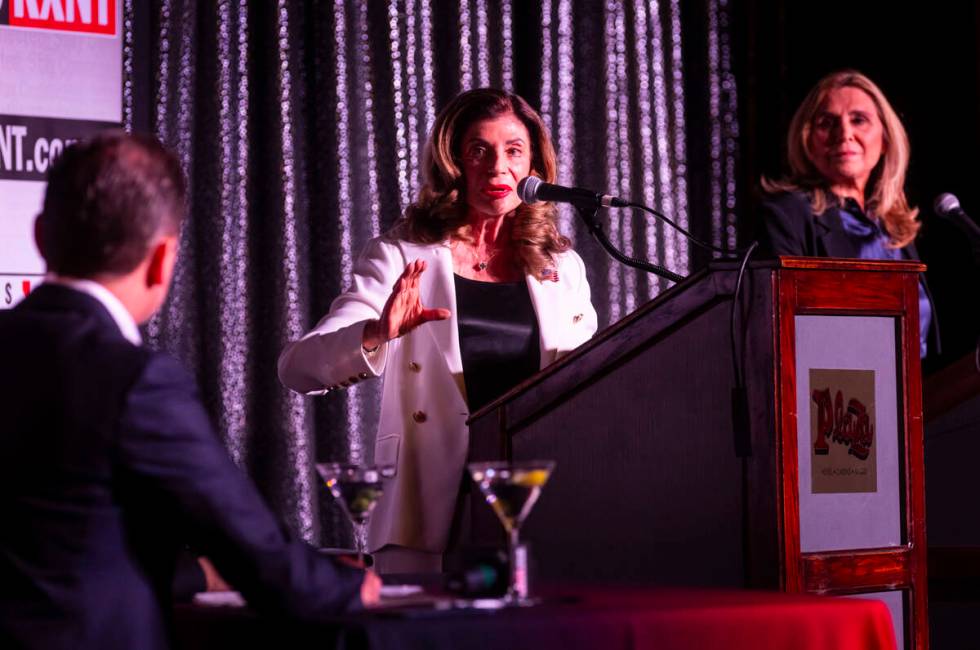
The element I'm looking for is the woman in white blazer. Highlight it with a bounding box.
[278,88,598,573]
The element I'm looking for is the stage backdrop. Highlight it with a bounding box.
[128,0,739,547]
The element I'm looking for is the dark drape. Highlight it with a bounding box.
[125,0,739,547]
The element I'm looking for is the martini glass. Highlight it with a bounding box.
[467,460,555,605]
[315,463,394,563]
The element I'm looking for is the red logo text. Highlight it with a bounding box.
[5,0,116,36]
[811,388,874,461]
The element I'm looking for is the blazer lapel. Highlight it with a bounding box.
[410,241,466,399]
[526,270,560,369]
[815,207,862,258]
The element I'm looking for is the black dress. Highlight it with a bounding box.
[454,274,540,412]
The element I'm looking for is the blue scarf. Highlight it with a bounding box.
[839,202,931,358]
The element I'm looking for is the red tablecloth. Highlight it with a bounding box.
[529,587,898,650]
[175,585,897,650]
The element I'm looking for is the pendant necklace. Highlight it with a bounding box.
[473,249,498,272]
[453,240,499,273]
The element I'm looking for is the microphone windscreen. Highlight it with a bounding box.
[934,192,961,216]
[517,176,542,204]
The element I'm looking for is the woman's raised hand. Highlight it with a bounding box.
[362,259,451,350]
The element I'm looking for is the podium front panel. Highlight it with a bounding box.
[774,258,927,650]
[510,299,745,586]
[794,314,903,553]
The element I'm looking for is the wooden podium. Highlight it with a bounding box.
[460,257,927,650]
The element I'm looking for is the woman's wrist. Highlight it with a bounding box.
[362,320,382,352]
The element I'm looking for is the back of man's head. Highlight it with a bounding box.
[38,132,186,279]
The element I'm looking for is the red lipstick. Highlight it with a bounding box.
[482,184,511,199]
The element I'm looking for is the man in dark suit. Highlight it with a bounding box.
[0,132,380,649]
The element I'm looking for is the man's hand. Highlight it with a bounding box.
[362,259,451,350]
[360,569,382,606]
[197,556,231,592]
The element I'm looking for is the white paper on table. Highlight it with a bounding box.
[192,591,247,607]
[379,584,424,598]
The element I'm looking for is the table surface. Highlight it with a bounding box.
[174,585,898,650]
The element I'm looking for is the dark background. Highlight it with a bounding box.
[131,1,980,370]
[733,0,980,368]
[123,1,980,544]
[126,0,746,544]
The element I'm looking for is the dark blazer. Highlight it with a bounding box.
[0,285,363,650]
[757,190,940,354]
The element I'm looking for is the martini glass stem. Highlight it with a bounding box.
[507,527,523,603]
[353,520,367,566]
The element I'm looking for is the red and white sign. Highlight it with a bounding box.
[0,0,117,36]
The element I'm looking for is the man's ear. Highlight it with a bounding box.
[146,240,170,288]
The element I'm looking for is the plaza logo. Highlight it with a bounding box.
[0,0,116,36]
[809,368,877,494]
[811,388,874,460]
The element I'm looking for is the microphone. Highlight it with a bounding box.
[517,176,629,208]
[934,193,980,239]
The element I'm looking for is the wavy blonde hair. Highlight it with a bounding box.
[392,88,569,274]
[763,70,919,247]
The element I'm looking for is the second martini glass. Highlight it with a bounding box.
[467,460,555,605]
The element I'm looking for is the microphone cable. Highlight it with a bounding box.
[729,241,758,458]
[568,201,685,282]
[626,201,749,256]
[624,201,760,451]
[623,199,758,456]
[561,191,760,459]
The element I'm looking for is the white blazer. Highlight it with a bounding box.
[278,236,598,554]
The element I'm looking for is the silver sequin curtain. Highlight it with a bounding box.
[124,0,739,546]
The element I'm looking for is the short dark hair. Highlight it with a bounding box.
[38,131,186,277]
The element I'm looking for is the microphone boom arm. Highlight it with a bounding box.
[572,202,685,284]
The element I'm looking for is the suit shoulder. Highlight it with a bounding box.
[554,247,586,268]
[134,351,197,389]
[756,190,819,258]
[759,190,815,221]
[355,234,414,268]
[119,351,212,446]
[550,248,591,288]
[1,301,151,386]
